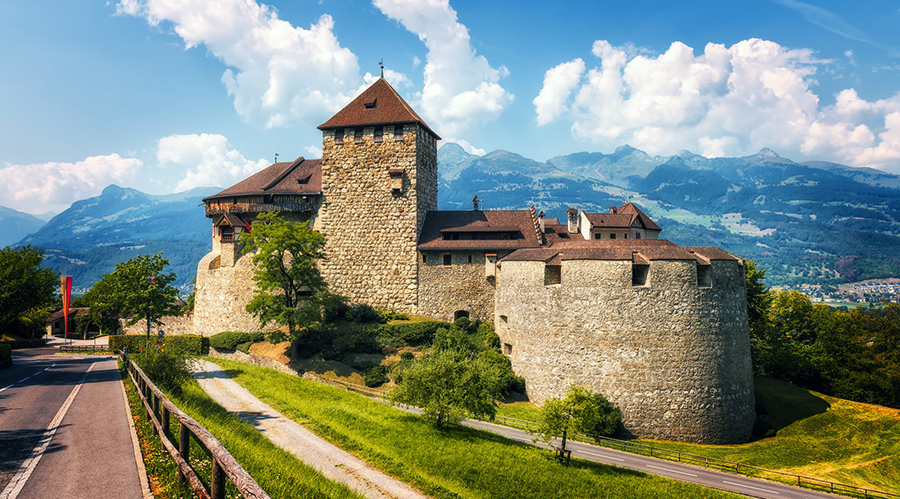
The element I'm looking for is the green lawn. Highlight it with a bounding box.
[642,377,900,494]
[207,357,740,499]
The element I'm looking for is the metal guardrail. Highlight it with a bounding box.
[59,344,108,352]
[491,413,900,499]
[120,351,270,499]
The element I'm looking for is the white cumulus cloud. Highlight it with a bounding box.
[158,133,269,191]
[373,0,514,137]
[117,0,361,128]
[0,155,142,215]
[536,38,900,172]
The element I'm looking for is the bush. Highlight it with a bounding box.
[364,363,390,387]
[0,343,11,369]
[399,350,414,361]
[110,334,207,355]
[132,348,191,395]
[381,311,410,322]
[479,349,525,395]
[319,291,350,323]
[346,303,381,323]
[266,330,288,344]
[209,331,265,351]
[375,321,449,347]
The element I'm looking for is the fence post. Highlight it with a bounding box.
[178,422,190,486]
[162,406,170,438]
[211,458,226,499]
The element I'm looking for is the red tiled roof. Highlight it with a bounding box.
[318,78,440,139]
[619,202,662,231]
[583,202,662,232]
[203,157,322,201]
[418,210,542,250]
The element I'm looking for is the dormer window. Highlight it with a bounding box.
[364,98,377,109]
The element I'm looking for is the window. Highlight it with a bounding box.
[422,254,427,264]
[624,234,628,239]
[468,254,473,264]
[632,264,649,286]
[636,233,642,239]
[443,254,452,266]
[454,310,469,320]
[545,265,561,285]
[354,128,363,144]
[499,315,508,323]
[334,128,344,145]
[374,126,383,143]
[610,233,616,240]
[394,125,404,141]
[697,265,711,288]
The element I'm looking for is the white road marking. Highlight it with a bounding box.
[0,364,54,393]
[0,362,95,499]
[645,464,698,477]
[722,480,780,494]
[578,450,625,462]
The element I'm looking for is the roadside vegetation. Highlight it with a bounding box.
[205,357,738,499]
[123,351,364,499]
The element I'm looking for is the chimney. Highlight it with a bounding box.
[473,195,480,211]
[567,208,578,234]
[538,210,545,233]
[610,206,618,214]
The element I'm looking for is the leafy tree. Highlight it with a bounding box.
[390,347,503,428]
[240,211,328,337]
[0,245,59,336]
[534,386,621,458]
[88,253,180,337]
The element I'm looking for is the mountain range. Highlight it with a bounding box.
[6,144,900,292]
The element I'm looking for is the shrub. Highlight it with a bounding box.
[346,303,381,323]
[132,348,191,395]
[319,291,350,323]
[375,320,449,347]
[266,330,288,344]
[399,350,414,361]
[364,363,390,387]
[381,311,410,322]
[209,331,265,351]
[479,349,525,394]
[0,343,11,369]
[110,334,207,355]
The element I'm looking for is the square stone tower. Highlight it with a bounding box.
[316,78,440,313]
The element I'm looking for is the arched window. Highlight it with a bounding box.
[454,310,469,320]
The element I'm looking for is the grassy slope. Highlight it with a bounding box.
[208,357,739,499]
[641,377,900,494]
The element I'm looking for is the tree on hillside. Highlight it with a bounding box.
[390,347,503,428]
[534,386,620,462]
[240,211,328,337]
[0,245,59,337]
[88,253,180,337]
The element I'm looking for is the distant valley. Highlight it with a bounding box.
[5,144,900,293]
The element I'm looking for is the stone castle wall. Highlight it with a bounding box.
[495,258,755,444]
[122,314,194,336]
[418,251,497,322]
[316,124,437,313]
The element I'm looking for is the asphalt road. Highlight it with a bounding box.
[463,419,850,499]
[0,348,148,499]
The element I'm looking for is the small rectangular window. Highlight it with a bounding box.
[632,264,649,286]
[697,265,711,288]
[636,233,642,239]
[545,265,561,285]
[354,128,363,144]
[422,254,427,264]
[610,233,617,240]
[334,128,344,145]
[594,233,601,239]
[624,234,628,239]
[394,125,404,141]
[468,254,473,264]
[443,254,452,266]
[374,126,383,143]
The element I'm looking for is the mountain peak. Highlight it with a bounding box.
[756,147,780,158]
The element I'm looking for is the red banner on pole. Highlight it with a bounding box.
[61,276,72,336]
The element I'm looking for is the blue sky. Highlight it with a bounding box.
[1,0,898,216]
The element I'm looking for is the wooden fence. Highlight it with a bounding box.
[120,352,270,499]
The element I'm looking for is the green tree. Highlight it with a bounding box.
[0,245,59,336]
[390,348,503,428]
[240,211,328,337]
[535,386,621,458]
[88,253,180,337]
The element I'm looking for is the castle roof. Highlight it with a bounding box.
[318,78,441,139]
[418,210,542,250]
[501,239,741,264]
[583,202,661,231]
[203,157,322,201]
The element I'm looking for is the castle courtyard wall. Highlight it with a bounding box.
[494,258,755,444]
[418,251,497,322]
[193,250,278,337]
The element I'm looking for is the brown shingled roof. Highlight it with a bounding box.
[418,210,542,250]
[501,239,741,263]
[583,202,662,232]
[618,202,662,231]
[318,78,441,139]
[203,157,322,201]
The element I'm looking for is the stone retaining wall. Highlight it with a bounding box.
[418,250,497,322]
[495,258,754,444]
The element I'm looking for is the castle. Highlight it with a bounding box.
[193,78,755,444]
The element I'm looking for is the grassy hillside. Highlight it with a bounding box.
[207,358,739,499]
[642,377,900,494]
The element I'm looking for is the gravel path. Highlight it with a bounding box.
[191,359,428,499]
